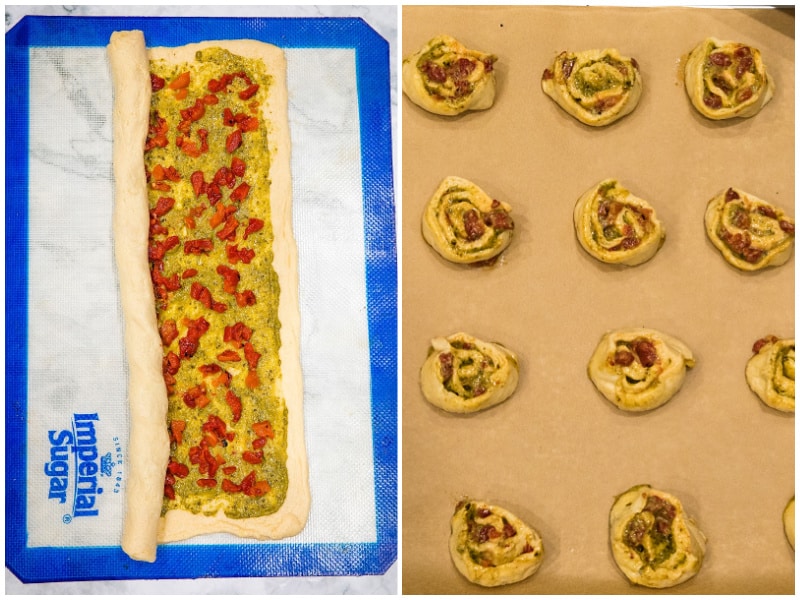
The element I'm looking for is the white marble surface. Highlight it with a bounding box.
[5,3,398,595]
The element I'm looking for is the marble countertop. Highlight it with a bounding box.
[5,4,397,595]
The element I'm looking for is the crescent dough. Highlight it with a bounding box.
[784,497,795,550]
[588,328,695,412]
[402,34,497,116]
[108,31,308,562]
[422,176,514,265]
[746,335,795,413]
[684,38,774,120]
[449,498,544,587]
[609,484,706,589]
[704,187,795,271]
[420,333,519,414]
[541,48,642,126]
[574,179,665,266]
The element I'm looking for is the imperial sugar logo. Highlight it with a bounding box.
[43,413,124,523]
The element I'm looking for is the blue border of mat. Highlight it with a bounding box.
[5,16,397,582]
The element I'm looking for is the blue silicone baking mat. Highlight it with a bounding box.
[6,16,397,582]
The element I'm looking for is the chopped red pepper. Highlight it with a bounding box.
[243,218,264,240]
[234,290,257,307]
[226,390,242,422]
[226,129,243,153]
[216,264,240,294]
[184,238,214,254]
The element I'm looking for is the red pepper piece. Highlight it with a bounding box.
[151,73,165,91]
[226,390,242,422]
[223,322,252,347]
[231,156,246,178]
[168,71,190,90]
[242,450,263,464]
[226,244,255,265]
[234,290,257,307]
[243,342,261,370]
[226,129,243,153]
[217,349,241,362]
[252,420,274,439]
[216,264,240,294]
[245,369,260,389]
[230,182,250,202]
[170,420,186,445]
[160,319,179,346]
[152,196,175,218]
[243,218,264,240]
[238,83,259,100]
[197,478,217,488]
[216,215,240,241]
[184,238,214,254]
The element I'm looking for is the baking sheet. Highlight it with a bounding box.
[402,6,793,594]
[6,15,396,582]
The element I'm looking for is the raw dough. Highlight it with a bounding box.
[108,30,308,562]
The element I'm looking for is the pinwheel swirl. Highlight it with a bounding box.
[403,34,498,116]
[705,187,795,271]
[422,176,514,265]
[420,332,519,414]
[588,328,695,412]
[574,179,665,266]
[610,484,706,589]
[541,48,642,126]
[684,38,774,120]
[746,335,795,413]
[784,497,795,550]
[450,498,544,587]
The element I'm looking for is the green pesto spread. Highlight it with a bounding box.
[146,47,288,519]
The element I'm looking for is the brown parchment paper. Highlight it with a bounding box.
[402,6,794,595]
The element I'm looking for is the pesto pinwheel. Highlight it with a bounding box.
[610,484,706,589]
[746,335,795,413]
[704,187,795,271]
[684,38,774,120]
[403,34,498,116]
[588,328,695,412]
[450,498,544,587]
[420,333,519,414]
[541,48,642,126]
[784,497,795,550]
[574,179,665,266]
[422,176,514,265]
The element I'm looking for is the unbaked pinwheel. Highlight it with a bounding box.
[449,498,544,587]
[541,48,642,126]
[784,497,795,550]
[745,335,795,413]
[588,328,695,412]
[574,179,665,266]
[610,484,706,589]
[704,187,795,271]
[403,34,498,116]
[422,176,514,265]
[420,332,519,414]
[684,38,774,120]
